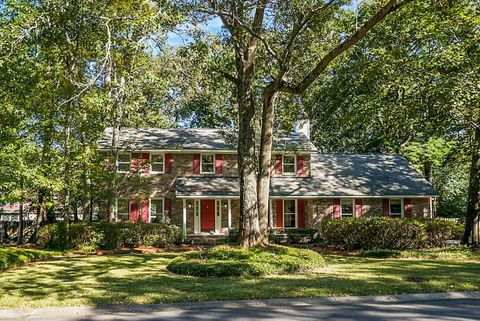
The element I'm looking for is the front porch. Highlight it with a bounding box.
[179,198,235,235]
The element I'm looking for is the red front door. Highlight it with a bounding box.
[201,200,215,232]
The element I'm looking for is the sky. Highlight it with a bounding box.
[166,17,224,47]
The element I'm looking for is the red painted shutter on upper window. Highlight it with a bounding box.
[355,199,363,217]
[142,153,150,173]
[165,153,173,174]
[215,154,222,175]
[382,199,390,217]
[275,199,283,228]
[141,199,149,222]
[296,155,304,175]
[193,154,200,174]
[275,155,282,175]
[404,198,412,218]
[130,153,139,172]
[298,199,305,228]
[130,200,138,222]
[333,199,341,219]
[164,198,172,219]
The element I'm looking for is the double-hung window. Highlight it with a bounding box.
[341,199,355,218]
[284,200,296,228]
[201,154,215,174]
[117,153,131,173]
[283,155,296,174]
[150,198,164,223]
[389,199,403,217]
[117,199,130,222]
[150,154,165,173]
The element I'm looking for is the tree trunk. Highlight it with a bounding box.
[462,125,480,245]
[17,192,24,245]
[423,160,433,183]
[257,85,278,244]
[237,57,261,247]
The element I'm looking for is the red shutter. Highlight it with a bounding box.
[193,154,200,174]
[275,155,282,175]
[129,200,138,222]
[164,198,172,220]
[297,199,305,228]
[215,154,223,175]
[165,153,173,174]
[142,153,150,173]
[275,199,283,228]
[141,199,149,222]
[382,199,390,217]
[296,155,304,175]
[130,153,139,172]
[404,198,412,218]
[333,199,341,219]
[355,199,363,218]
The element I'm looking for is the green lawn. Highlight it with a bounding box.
[0,252,479,309]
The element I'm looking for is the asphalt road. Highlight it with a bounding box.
[3,298,480,321]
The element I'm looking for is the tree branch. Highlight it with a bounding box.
[214,68,239,84]
[281,0,414,94]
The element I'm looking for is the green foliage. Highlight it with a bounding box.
[37,222,183,251]
[322,217,464,250]
[167,245,324,277]
[360,246,479,260]
[359,249,402,258]
[0,247,60,270]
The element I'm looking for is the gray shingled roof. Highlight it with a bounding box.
[175,154,437,197]
[97,127,317,152]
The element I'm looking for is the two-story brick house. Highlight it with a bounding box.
[97,127,438,235]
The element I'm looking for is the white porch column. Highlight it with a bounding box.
[227,199,232,231]
[182,198,187,234]
[269,199,273,229]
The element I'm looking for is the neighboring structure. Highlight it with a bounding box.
[97,127,438,234]
[0,203,34,222]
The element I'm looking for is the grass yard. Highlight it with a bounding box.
[0,251,479,309]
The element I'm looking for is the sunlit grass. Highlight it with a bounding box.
[0,251,479,309]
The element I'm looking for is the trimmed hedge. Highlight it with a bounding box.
[37,222,184,251]
[167,245,324,277]
[322,217,464,250]
[270,228,317,244]
[0,248,60,270]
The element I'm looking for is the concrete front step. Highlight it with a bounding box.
[187,234,228,245]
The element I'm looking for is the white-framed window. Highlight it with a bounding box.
[150,198,164,223]
[282,155,296,174]
[283,199,297,228]
[201,154,215,174]
[341,199,355,218]
[117,153,131,173]
[150,154,165,173]
[117,198,130,222]
[389,199,403,217]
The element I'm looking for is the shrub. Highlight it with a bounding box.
[37,222,183,251]
[322,217,464,250]
[359,249,402,258]
[167,245,324,277]
[0,247,60,270]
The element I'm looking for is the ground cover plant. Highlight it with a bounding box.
[359,246,480,260]
[167,245,324,277]
[0,247,61,270]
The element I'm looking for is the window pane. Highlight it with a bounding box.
[118,199,129,213]
[341,200,354,215]
[202,154,214,163]
[202,164,214,173]
[283,155,295,164]
[152,154,164,163]
[117,213,130,222]
[283,165,295,173]
[118,154,130,162]
[284,200,296,214]
[151,199,164,215]
[390,200,402,214]
[118,163,130,172]
[152,163,164,172]
[285,214,296,228]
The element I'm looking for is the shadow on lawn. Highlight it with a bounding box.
[0,253,479,310]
